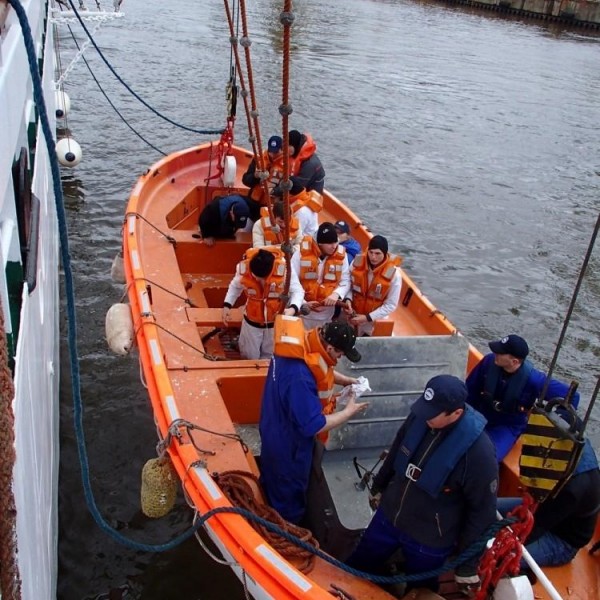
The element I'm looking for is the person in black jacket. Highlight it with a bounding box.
[498,437,600,567]
[287,129,325,194]
[198,194,250,247]
[346,375,498,593]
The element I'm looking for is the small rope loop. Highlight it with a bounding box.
[229,35,238,46]
[240,35,252,48]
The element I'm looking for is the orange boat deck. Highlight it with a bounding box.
[123,143,600,599]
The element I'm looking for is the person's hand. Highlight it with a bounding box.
[322,293,339,307]
[350,314,368,325]
[368,491,382,511]
[203,236,215,247]
[454,573,481,597]
[343,300,354,314]
[283,307,295,316]
[307,300,322,312]
[222,307,232,324]
[344,391,368,417]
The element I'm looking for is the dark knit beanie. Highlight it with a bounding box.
[249,249,275,278]
[316,222,338,245]
[368,235,388,255]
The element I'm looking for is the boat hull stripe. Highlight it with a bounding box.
[255,544,312,592]
[165,395,180,421]
[149,339,162,365]
[193,466,222,500]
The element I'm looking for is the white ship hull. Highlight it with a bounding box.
[0,0,60,598]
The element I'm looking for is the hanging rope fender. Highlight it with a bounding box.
[475,493,537,599]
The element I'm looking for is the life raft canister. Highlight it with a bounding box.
[519,400,585,502]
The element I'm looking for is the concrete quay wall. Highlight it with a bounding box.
[439,0,600,28]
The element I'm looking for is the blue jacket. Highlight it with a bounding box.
[259,356,326,523]
[466,353,579,431]
[341,238,361,264]
[373,407,498,551]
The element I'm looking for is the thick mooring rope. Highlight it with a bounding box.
[0,299,22,600]
[216,470,319,573]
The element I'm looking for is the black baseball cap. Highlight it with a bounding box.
[411,375,468,421]
[488,334,529,360]
[321,322,361,363]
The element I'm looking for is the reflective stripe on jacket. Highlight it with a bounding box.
[239,248,286,324]
[298,236,346,302]
[273,315,336,413]
[351,253,401,315]
[250,150,285,204]
[259,206,300,245]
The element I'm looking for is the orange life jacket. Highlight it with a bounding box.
[351,253,401,315]
[291,189,323,214]
[250,150,284,204]
[239,247,286,324]
[259,206,300,245]
[298,236,346,302]
[290,133,317,176]
[273,315,337,419]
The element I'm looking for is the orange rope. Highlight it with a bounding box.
[0,298,22,599]
[216,470,319,573]
[235,0,275,225]
[279,0,294,309]
[222,0,258,158]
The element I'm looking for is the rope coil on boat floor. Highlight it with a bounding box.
[216,470,319,573]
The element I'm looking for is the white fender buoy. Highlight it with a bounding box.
[493,576,534,600]
[55,90,71,118]
[105,303,134,355]
[222,155,237,187]
[110,250,125,284]
[56,137,82,167]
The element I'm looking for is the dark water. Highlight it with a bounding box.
[57,0,600,598]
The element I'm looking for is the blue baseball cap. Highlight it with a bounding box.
[268,136,283,153]
[334,220,350,234]
[411,375,468,421]
[489,334,529,360]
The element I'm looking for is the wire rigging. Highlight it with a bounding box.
[64,0,224,135]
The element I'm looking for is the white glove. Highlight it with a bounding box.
[339,376,371,403]
[454,574,481,597]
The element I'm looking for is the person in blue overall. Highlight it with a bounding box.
[259,322,368,524]
[346,375,498,594]
[466,334,580,462]
[498,436,600,567]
